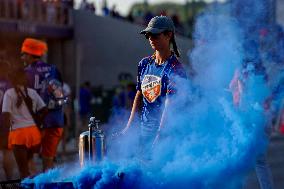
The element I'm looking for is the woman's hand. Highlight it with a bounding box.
[111,124,129,139]
[116,91,141,137]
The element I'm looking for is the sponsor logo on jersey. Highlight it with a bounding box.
[141,75,161,103]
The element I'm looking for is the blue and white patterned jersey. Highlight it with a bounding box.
[136,54,186,134]
[25,61,64,128]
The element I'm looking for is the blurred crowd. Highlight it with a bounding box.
[78,72,136,131]
[78,0,193,37]
[0,0,73,25]
[0,0,284,186]
[0,0,194,37]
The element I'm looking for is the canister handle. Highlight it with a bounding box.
[95,120,100,130]
[88,117,96,161]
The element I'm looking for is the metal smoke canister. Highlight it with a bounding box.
[79,117,106,167]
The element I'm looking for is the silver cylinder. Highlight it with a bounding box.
[79,129,106,167]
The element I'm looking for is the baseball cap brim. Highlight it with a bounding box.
[140,27,166,34]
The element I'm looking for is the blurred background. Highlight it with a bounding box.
[0,1,284,187]
[0,0,211,136]
[2,0,280,127]
[0,0,282,138]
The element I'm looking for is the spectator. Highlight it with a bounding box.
[132,8,144,25]
[79,0,88,10]
[110,5,120,18]
[102,0,109,16]
[21,0,31,20]
[79,0,95,13]
[61,0,74,9]
[262,50,284,135]
[2,68,46,178]
[112,73,135,110]
[21,38,65,172]
[143,11,154,26]
[87,3,96,13]
[126,83,136,109]
[0,58,16,180]
[229,59,274,189]
[46,0,57,24]
[112,85,126,110]
[78,81,92,136]
[61,0,74,24]
[126,10,134,23]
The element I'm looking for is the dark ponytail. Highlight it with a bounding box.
[10,68,28,108]
[171,34,180,57]
[14,86,23,108]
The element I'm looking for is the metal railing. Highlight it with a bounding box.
[0,0,73,26]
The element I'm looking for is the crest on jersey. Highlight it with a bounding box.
[141,75,161,103]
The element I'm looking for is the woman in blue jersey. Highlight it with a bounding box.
[121,16,187,160]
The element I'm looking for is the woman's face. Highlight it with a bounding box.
[146,32,172,51]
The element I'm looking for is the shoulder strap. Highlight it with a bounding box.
[17,88,38,123]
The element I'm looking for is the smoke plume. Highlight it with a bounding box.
[22,0,284,188]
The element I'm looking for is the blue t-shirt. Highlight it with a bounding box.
[137,54,186,134]
[25,61,64,128]
[79,87,92,116]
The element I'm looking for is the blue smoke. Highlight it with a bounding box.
[22,0,283,188]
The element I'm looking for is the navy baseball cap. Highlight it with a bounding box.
[140,16,175,34]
